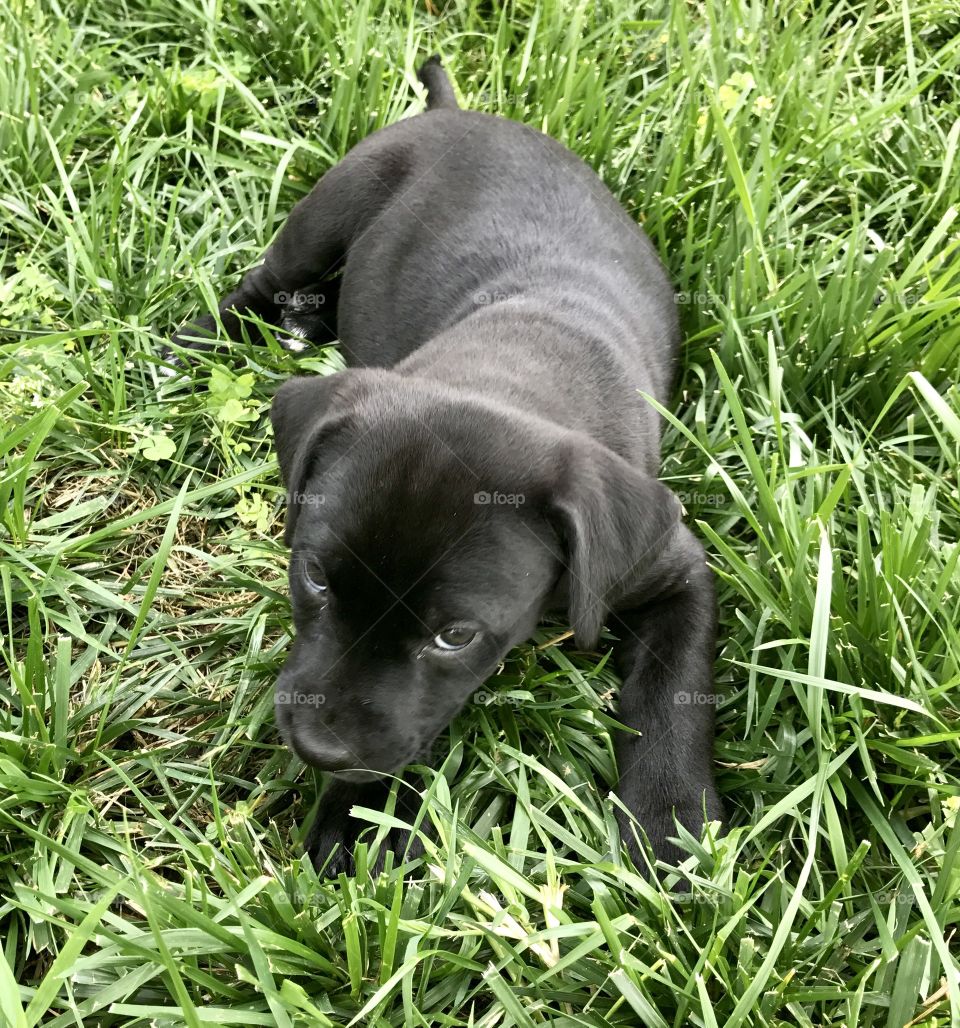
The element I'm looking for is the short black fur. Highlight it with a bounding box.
[172,58,723,879]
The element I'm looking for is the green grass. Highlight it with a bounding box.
[2,0,960,1023]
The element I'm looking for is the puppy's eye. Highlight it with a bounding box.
[301,560,328,596]
[433,624,477,651]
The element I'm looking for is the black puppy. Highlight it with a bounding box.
[172,58,722,876]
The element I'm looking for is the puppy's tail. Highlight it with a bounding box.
[418,55,459,110]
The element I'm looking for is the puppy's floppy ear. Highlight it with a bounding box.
[271,373,345,484]
[270,371,357,546]
[551,439,681,649]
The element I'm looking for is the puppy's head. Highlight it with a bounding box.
[270,370,677,780]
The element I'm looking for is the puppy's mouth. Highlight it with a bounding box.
[292,737,432,782]
[328,768,389,784]
[284,730,389,777]
[315,743,428,781]
[283,722,419,780]
[274,681,442,777]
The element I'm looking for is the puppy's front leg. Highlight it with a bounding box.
[609,525,723,871]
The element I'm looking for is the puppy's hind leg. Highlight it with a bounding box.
[169,150,399,356]
[276,277,341,353]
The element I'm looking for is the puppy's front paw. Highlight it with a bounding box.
[615,803,699,872]
[304,802,362,877]
[615,780,723,877]
[304,780,426,879]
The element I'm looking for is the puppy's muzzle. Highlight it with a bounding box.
[274,671,411,779]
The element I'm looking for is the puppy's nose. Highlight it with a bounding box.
[290,731,358,772]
